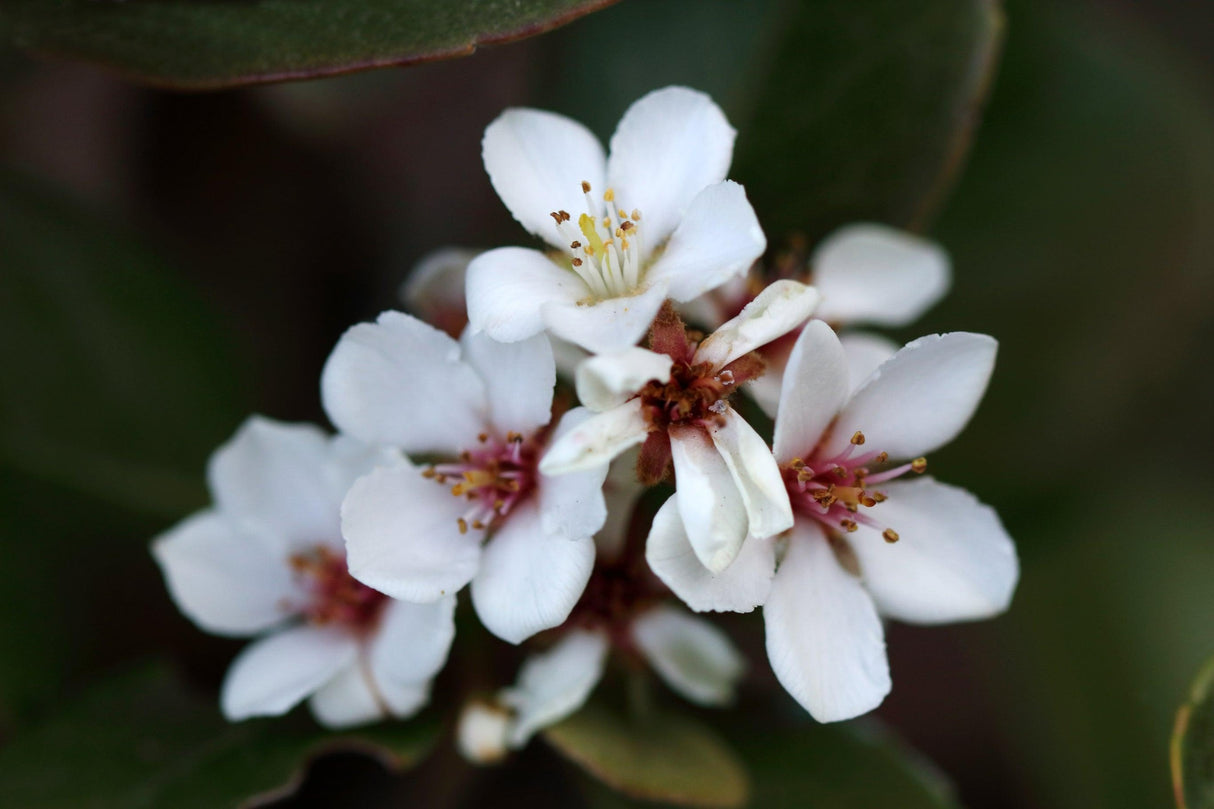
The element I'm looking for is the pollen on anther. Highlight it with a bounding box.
[631,209,641,220]
[572,258,584,267]
[850,431,866,445]
[477,432,489,443]
[840,519,858,533]
[570,240,582,249]
[883,528,900,543]
[603,188,615,202]
[581,180,591,193]
[421,468,436,479]
[875,451,889,464]
[457,518,469,534]
[872,491,888,502]
[911,457,928,473]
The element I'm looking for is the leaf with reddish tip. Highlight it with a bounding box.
[0,662,440,808]
[1173,656,1214,809]
[1,0,620,90]
[544,699,749,808]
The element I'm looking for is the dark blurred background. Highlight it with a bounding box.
[1,0,1212,807]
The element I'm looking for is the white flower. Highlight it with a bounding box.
[486,605,745,756]
[152,417,455,729]
[541,281,819,575]
[322,312,608,644]
[648,321,1018,722]
[690,224,951,414]
[466,86,766,354]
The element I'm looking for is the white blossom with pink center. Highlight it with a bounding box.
[322,312,608,644]
[465,86,766,355]
[646,321,1018,722]
[153,417,455,729]
[540,281,819,577]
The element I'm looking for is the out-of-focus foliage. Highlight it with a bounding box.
[0,662,439,809]
[0,174,247,726]
[544,698,749,808]
[0,0,619,89]
[538,0,1001,240]
[926,0,1214,805]
[1173,656,1214,809]
[732,0,1003,238]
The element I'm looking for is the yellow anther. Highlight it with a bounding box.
[883,529,900,543]
[840,519,858,533]
[603,187,615,202]
[911,457,928,473]
[457,518,469,534]
[850,431,866,445]
[581,180,591,193]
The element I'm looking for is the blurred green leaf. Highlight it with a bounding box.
[0,172,246,724]
[1173,657,1214,809]
[0,662,439,809]
[545,699,749,808]
[0,171,244,516]
[538,0,1000,242]
[731,0,1003,238]
[741,720,959,808]
[0,0,620,90]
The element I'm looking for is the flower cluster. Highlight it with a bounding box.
[154,87,1018,752]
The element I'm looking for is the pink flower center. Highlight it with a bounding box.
[289,545,388,634]
[782,430,927,543]
[424,431,540,534]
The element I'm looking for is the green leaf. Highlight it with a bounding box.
[0,662,440,809]
[741,720,959,808]
[0,172,245,723]
[1,0,620,90]
[730,0,1003,238]
[1174,657,1214,809]
[544,699,749,808]
[0,171,244,516]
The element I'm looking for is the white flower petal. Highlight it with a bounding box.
[309,662,392,729]
[708,408,792,539]
[606,86,736,250]
[370,596,458,685]
[541,279,670,354]
[460,330,556,437]
[466,247,586,343]
[745,370,783,421]
[152,510,299,637]
[501,629,609,747]
[206,417,341,553]
[539,401,649,476]
[764,522,890,723]
[341,464,483,602]
[471,501,595,644]
[851,478,1018,624]
[669,426,749,574]
[694,280,819,371]
[839,331,899,395]
[221,625,358,721]
[401,246,479,327]
[772,320,850,464]
[551,336,591,380]
[645,181,766,302]
[633,605,746,707]
[575,347,673,412]
[539,408,610,541]
[824,332,998,459]
[595,448,645,562]
[646,497,774,613]
[483,107,606,248]
[321,311,487,455]
[812,224,951,327]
